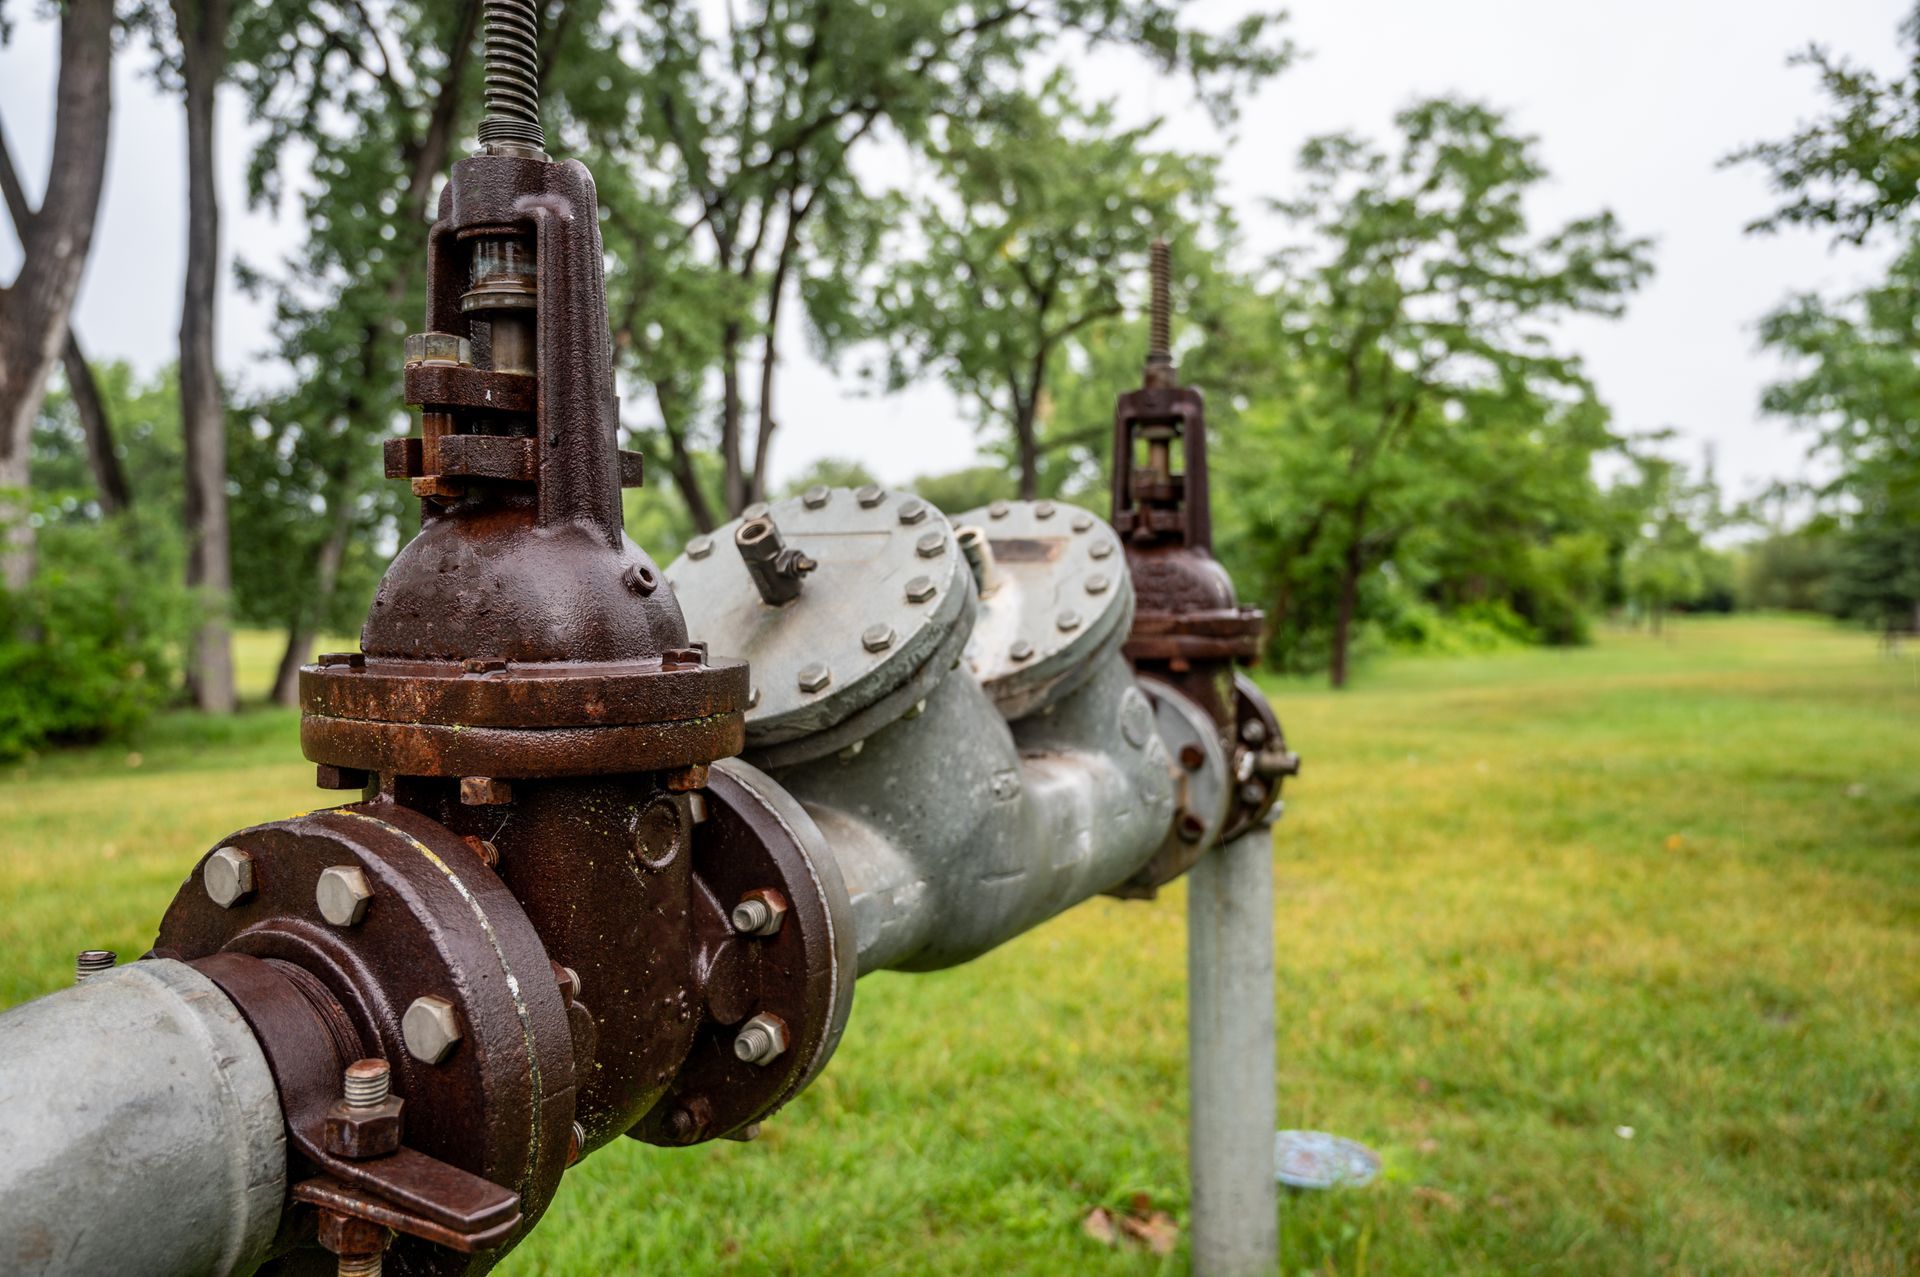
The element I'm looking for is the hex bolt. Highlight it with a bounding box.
[916,531,946,559]
[317,866,374,927]
[905,575,937,604]
[802,484,832,509]
[988,500,1010,519]
[1010,639,1036,662]
[403,995,464,1064]
[1057,610,1083,633]
[1034,500,1057,519]
[856,484,887,508]
[1179,743,1207,771]
[403,331,472,367]
[863,624,896,653]
[897,498,928,525]
[742,502,770,520]
[74,950,115,984]
[732,1013,790,1066]
[460,776,513,805]
[1241,781,1268,806]
[687,535,714,560]
[204,846,256,908]
[1072,512,1095,532]
[567,1121,587,1167]
[1086,574,1111,596]
[798,662,832,693]
[1089,540,1115,560]
[343,1058,391,1109]
[1240,719,1269,746]
[731,889,789,937]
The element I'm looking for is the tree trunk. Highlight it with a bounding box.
[175,0,235,712]
[61,332,130,515]
[654,385,718,533]
[1329,517,1365,689]
[1014,398,1039,500]
[720,324,745,514]
[0,0,114,591]
[270,489,355,706]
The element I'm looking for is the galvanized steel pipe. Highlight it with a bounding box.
[0,960,286,1277]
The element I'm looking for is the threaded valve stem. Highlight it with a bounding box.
[1148,238,1172,366]
[478,0,545,154]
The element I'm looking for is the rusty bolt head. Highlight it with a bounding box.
[1090,540,1115,561]
[856,484,886,508]
[1010,639,1035,662]
[460,776,513,805]
[203,846,255,908]
[916,531,946,558]
[731,889,789,937]
[797,662,832,694]
[988,500,1010,519]
[1179,743,1207,772]
[403,331,472,367]
[1034,500,1057,519]
[802,484,832,509]
[318,651,366,669]
[403,995,463,1064]
[315,763,371,791]
[897,498,928,525]
[687,535,715,560]
[862,624,896,653]
[317,1211,388,1262]
[316,866,372,927]
[1086,574,1111,596]
[1241,780,1268,807]
[905,575,937,604]
[733,1013,789,1065]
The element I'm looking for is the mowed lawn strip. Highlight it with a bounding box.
[0,615,1911,1275]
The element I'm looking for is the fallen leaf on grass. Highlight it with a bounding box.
[1663,834,1686,852]
[1412,1185,1461,1211]
[1083,1201,1181,1255]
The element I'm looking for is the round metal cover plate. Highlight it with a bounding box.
[667,487,973,748]
[953,499,1132,719]
[1274,1130,1380,1189]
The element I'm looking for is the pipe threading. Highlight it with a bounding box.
[74,950,115,983]
[343,1058,391,1108]
[478,0,545,152]
[336,1255,382,1277]
[1147,239,1173,364]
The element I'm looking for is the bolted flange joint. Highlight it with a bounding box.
[732,1012,789,1066]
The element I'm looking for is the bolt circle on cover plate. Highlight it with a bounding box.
[988,500,1010,519]
[855,484,886,507]
[316,864,373,926]
[916,531,946,558]
[862,624,896,653]
[403,995,464,1064]
[802,484,832,509]
[1010,639,1035,662]
[1057,610,1082,632]
[905,575,937,603]
[203,845,256,908]
[687,535,714,560]
[1086,574,1111,595]
[1090,539,1114,559]
[897,498,928,525]
[797,662,832,693]
[732,1012,789,1065]
[1034,500,1056,519]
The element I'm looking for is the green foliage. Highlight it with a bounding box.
[1729,3,1920,245]
[1757,236,1920,630]
[0,510,191,760]
[907,465,1019,516]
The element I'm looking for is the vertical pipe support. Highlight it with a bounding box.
[1188,824,1278,1276]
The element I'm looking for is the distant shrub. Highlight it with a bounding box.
[0,514,192,762]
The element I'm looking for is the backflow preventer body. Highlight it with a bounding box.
[0,10,1294,1274]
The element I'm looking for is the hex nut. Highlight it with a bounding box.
[1072,512,1095,532]
[732,1012,790,1065]
[797,662,832,694]
[460,776,513,805]
[1086,574,1111,595]
[1090,539,1115,560]
[316,865,373,927]
[403,331,471,367]
[742,502,770,520]
[323,1095,405,1160]
[1240,719,1268,745]
[1034,500,1057,519]
[204,846,256,908]
[862,624,896,653]
[916,531,946,558]
[1010,639,1036,662]
[1057,610,1083,633]
[897,498,928,525]
[905,575,937,604]
[802,484,832,509]
[403,995,464,1064]
[731,889,789,937]
[855,484,887,507]
[687,535,715,560]
[988,500,1011,519]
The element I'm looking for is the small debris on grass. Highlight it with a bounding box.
[1412,1185,1461,1211]
[1663,834,1686,852]
[1615,1125,1635,1140]
[1846,782,1867,799]
[1082,1199,1179,1256]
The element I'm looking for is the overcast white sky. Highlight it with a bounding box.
[0,0,1908,498]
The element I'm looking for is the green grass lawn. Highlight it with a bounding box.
[1,614,1914,1275]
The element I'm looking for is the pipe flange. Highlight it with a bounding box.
[153,804,576,1274]
[1109,676,1232,897]
[630,759,856,1145]
[953,499,1136,721]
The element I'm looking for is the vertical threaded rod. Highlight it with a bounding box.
[336,1255,381,1277]
[74,950,115,983]
[478,0,545,154]
[343,1058,391,1108]
[1145,238,1175,388]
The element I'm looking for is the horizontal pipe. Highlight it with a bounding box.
[0,959,286,1277]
